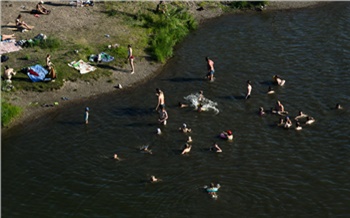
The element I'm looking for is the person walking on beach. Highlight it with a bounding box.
[245,80,252,99]
[127,45,135,74]
[155,88,165,111]
[206,57,215,82]
[84,107,89,124]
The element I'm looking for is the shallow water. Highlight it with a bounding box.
[2,3,350,217]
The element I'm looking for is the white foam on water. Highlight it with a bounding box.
[184,93,219,114]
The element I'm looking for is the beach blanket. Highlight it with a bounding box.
[0,40,22,55]
[89,52,114,63]
[27,64,51,82]
[68,60,96,74]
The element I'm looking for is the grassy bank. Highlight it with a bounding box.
[1,1,266,127]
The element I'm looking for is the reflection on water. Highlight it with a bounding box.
[2,2,350,217]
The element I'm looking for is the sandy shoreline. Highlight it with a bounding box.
[1,1,327,133]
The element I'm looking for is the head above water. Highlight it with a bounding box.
[85,107,89,111]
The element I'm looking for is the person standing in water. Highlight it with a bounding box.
[246,80,252,99]
[206,57,215,82]
[158,105,168,125]
[127,45,135,74]
[84,107,89,124]
[155,88,165,111]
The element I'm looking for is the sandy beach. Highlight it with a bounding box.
[1,1,326,132]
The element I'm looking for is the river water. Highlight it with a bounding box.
[2,3,350,217]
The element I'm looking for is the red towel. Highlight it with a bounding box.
[28,69,39,76]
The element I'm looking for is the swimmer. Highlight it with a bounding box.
[179,123,192,133]
[335,103,343,110]
[155,88,165,111]
[277,117,285,126]
[267,86,275,94]
[113,153,120,161]
[140,145,152,154]
[295,122,302,131]
[284,116,292,129]
[181,143,192,155]
[204,183,221,198]
[178,102,189,108]
[150,175,161,183]
[245,80,252,99]
[259,107,265,116]
[294,110,308,121]
[187,136,193,143]
[210,143,222,153]
[158,105,168,125]
[205,57,215,82]
[156,128,162,135]
[305,116,315,125]
[273,75,286,86]
[221,130,233,140]
[198,90,205,102]
[274,100,288,115]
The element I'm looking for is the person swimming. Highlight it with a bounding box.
[277,117,285,126]
[295,122,302,131]
[220,130,233,140]
[273,100,288,115]
[150,175,161,183]
[114,153,121,161]
[267,86,275,94]
[178,102,189,108]
[181,143,192,155]
[284,116,292,129]
[140,145,152,154]
[179,123,192,133]
[305,116,315,125]
[273,75,286,86]
[294,110,308,121]
[210,143,222,153]
[204,183,221,198]
[335,103,343,110]
[187,136,193,143]
[259,107,265,116]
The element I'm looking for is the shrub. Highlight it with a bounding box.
[1,100,22,127]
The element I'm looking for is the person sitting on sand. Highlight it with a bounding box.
[3,66,16,83]
[294,110,308,121]
[1,34,16,41]
[179,123,191,133]
[36,1,51,15]
[267,86,275,94]
[221,130,233,140]
[15,14,32,31]
[273,75,285,86]
[140,145,152,154]
[181,143,192,155]
[47,65,56,80]
[210,143,222,153]
[284,116,292,129]
[305,116,315,125]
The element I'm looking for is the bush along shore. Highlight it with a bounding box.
[3,1,324,129]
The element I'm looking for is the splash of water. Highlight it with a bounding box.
[184,93,219,114]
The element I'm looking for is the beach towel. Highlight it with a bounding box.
[68,60,96,74]
[89,52,114,63]
[27,64,51,82]
[0,40,22,55]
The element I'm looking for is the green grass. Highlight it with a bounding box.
[1,99,22,127]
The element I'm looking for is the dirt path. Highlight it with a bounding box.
[1,1,326,132]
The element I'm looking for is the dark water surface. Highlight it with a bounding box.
[2,3,350,217]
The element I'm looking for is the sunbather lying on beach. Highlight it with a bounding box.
[1,34,16,41]
[15,14,32,31]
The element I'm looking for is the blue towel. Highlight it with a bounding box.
[27,64,50,82]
